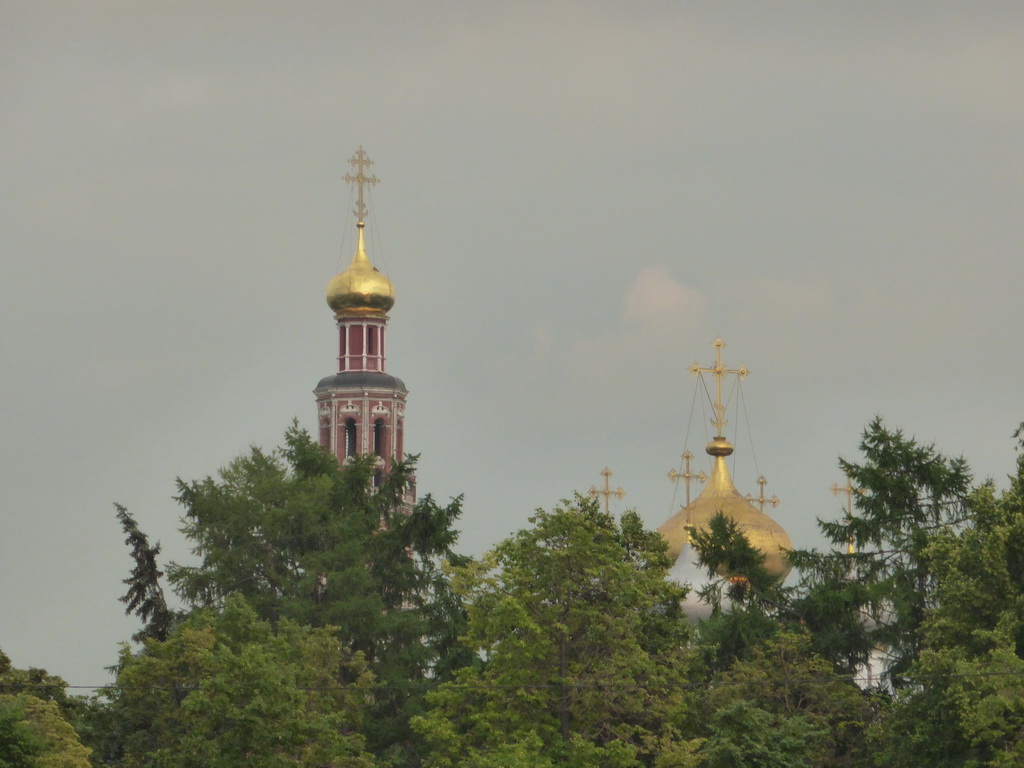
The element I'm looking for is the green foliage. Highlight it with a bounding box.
[690,512,778,602]
[0,694,46,768]
[160,423,466,764]
[94,414,1024,765]
[689,512,792,673]
[104,594,376,768]
[116,504,175,643]
[872,426,1024,766]
[413,496,703,768]
[702,632,875,768]
[0,651,77,717]
[785,549,875,676]
[0,651,91,768]
[789,416,972,679]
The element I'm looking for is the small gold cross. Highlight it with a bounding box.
[344,146,380,223]
[745,474,780,513]
[589,467,625,514]
[668,450,706,507]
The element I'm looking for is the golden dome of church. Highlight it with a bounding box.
[660,337,793,580]
[326,222,395,317]
[659,435,792,578]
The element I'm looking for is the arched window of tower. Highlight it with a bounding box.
[344,418,357,458]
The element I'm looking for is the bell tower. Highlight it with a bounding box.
[314,148,414,498]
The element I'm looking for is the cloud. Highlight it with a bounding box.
[480,267,707,428]
[622,267,707,329]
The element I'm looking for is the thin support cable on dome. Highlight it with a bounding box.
[337,183,357,273]
[697,374,714,442]
[723,375,740,475]
[737,379,762,483]
[669,381,703,515]
[684,379,698,449]
[365,186,390,279]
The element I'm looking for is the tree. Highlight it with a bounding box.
[102,594,377,768]
[412,496,703,768]
[788,417,972,680]
[116,504,175,643]
[0,694,43,768]
[688,512,793,674]
[0,651,91,768]
[871,424,1024,766]
[161,424,467,765]
[701,632,876,768]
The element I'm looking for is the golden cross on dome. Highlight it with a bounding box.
[589,467,625,514]
[344,146,379,223]
[690,337,748,436]
[831,478,865,554]
[668,450,706,507]
[745,475,780,513]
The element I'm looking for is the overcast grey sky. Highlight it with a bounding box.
[3,1,1023,688]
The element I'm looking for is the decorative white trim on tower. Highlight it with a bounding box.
[313,148,415,503]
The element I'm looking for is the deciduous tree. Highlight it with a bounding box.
[103,594,377,768]
[0,651,91,768]
[702,632,875,768]
[413,497,703,768]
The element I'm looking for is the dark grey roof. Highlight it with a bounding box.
[314,371,408,394]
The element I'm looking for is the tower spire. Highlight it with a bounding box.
[690,337,747,437]
[316,148,412,503]
[344,146,379,224]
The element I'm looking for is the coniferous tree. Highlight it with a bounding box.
[115,504,174,643]
[788,416,972,680]
[871,423,1024,766]
[688,512,794,673]
[161,423,467,766]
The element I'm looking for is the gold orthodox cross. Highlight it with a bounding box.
[831,478,864,554]
[668,450,706,507]
[589,467,625,514]
[344,146,379,223]
[830,479,862,514]
[745,475,780,513]
[690,337,748,436]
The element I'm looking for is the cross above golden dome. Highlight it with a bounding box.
[326,147,396,317]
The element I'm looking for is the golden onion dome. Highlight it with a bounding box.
[659,436,793,578]
[326,223,395,317]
